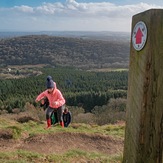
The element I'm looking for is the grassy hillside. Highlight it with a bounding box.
[0,108,124,163]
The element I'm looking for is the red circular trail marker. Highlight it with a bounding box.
[132,21,147,51]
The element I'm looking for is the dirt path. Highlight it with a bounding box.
[0,131,123,155]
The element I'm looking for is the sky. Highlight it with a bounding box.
[0,0,162,32]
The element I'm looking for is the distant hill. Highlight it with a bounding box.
[0,33,130,69]
[0,31,130,41]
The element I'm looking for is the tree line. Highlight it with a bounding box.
[0,35,129,69]
[0,66,128,113]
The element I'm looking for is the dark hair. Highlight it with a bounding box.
[64,107,68,112]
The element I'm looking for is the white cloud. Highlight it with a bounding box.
[0,0,162,31]
[14,5,34,13]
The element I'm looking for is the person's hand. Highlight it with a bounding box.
[41,99,45,105]
[53,101,59,105]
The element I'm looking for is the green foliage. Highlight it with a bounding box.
[0,149,122,163]
[0,150,44,163]
[7,126,22,139]
[0,66,128,113]
[16,150,43,161]
[0,35,129,69]
[102,124,125,138]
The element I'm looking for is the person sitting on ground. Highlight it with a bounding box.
[35,75,65,128]
[63,107,72,127]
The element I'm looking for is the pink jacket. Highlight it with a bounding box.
[36,83,65,109]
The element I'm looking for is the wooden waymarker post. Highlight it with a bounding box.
[123,9,163,163]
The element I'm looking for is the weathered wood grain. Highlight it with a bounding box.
[123,9,163,163]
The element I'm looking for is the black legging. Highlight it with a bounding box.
[46,106,64,122]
